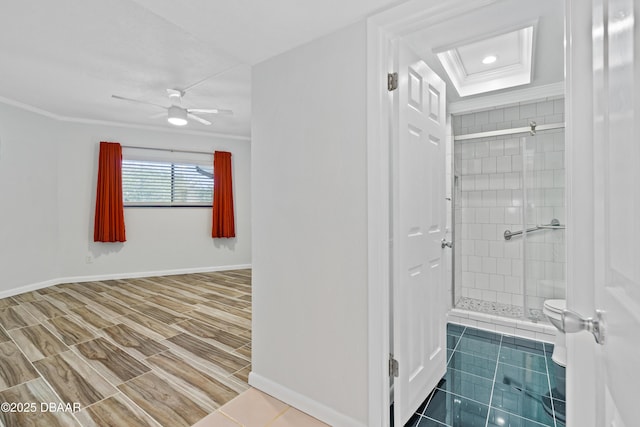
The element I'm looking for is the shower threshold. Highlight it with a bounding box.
[455,297,545,322]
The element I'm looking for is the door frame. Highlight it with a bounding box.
[366,1,506,426]
[366,1,593,426]
[564,1,597,426]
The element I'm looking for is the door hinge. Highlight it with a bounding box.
[389,354,399,377]
[387,72,398,91]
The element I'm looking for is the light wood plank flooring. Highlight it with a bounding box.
[0,270,251,427]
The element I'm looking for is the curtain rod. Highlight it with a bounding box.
[454,122,565,141]
[120,145,213,156]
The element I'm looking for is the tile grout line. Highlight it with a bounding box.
[143,347,246,407]
[416,389,437,419]
[432,385,493,410]
[1,325,88,427]
[158,337,250,388]
[74,391,163,427]
[416,326,466,422]
[448,345,529,368]
[29,299,156,427]
[215,408,244,426]
[417,326,496,424]
[446,325,465,365]
[265,405,292,427]
[414,326,467,423]
[483,332,503,427]
[120,282,250,425]
[3,299,111,426]
[170,319,251,359]
[144,364,222,416]
[439,365,494,385]
[543,342,558,427]
[420,326,558,427]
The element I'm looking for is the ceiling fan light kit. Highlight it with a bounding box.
[112,87,233,127]
[167,105,188,126]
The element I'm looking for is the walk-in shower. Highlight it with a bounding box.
[451,99,566,322]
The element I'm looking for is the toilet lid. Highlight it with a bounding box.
[544,299,566,314]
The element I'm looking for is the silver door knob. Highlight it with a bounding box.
[441,239,452,249]
[562,309,606,344]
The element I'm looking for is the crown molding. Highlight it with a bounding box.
[448,81,565,114]
[0,96,251,142]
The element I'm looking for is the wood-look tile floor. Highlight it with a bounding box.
[0,270,252,427]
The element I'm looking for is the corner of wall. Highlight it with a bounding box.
[249,372,368,427]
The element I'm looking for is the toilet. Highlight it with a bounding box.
[543,299,567,367]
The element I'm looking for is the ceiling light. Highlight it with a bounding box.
[482,55,497,64]
[167,105,188,126]
[434,25,535,97]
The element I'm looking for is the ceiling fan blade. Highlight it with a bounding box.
[149,112,166,119]
[187,113,211,125]
[187,108,233,115]
[112,95,167,109]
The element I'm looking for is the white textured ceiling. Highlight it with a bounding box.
[0,0,405,138]
[0,0,564,138]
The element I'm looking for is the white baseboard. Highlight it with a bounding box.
[248,372,366,427]
[0,263,252,300]
[0,278,63,300]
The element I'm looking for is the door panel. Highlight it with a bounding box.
[393,40,447,426]
[598,0,640,425]
[572,1,640,426]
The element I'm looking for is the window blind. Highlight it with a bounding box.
[121,148,213,207]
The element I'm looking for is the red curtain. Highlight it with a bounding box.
[212,151,236,238]
[94,142,126,242]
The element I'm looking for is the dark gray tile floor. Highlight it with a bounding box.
[404,324,566,427]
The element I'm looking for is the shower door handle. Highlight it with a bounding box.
[441,239,452,249]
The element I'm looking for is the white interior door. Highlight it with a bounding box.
[569,1,640,426]
[593,0,640,425]
[392,39,447,426]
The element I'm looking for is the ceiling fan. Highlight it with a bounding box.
[112,89,233,126]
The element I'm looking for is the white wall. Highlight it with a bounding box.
[0,103,61,291]
[0,101,251,296]
[251,22,369,426]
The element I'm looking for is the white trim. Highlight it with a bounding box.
[448,81,565,114]
[0,96,251,141]
[0,264,252,300]
[0,278,63,300]
[365,17,392,427]
[366,2,503,426]
[565,1,597,426]
[248,372,366,427]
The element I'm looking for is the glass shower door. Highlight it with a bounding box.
[521,130,566,320]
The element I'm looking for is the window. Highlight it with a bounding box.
[122,148,213,207]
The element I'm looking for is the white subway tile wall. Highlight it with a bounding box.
[452,97,566,319]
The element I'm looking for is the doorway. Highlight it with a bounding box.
[366,1,568,426]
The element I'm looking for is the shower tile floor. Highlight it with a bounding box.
[403,324,566,427]
[455,297,545,322]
